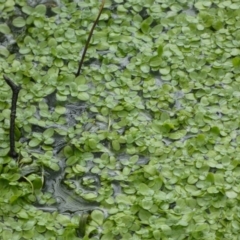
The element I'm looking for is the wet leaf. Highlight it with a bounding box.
[12,17,26,28]
[77,92,89,101]
[0,24,11,34]
[29,138,42,147]
[91,210,104,225]
[66,156,78,166]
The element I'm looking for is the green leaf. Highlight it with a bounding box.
[77,85,89,92]
[226,190,238,199]
[55,106,66,114]
[57,214,70,225]
[82,192,97,200]
[149,56,162,67]
[88,139,97,149]
[232,57,240,68]
[2,229,13,239]
[34,4,46,16]
[132,14,142,28]
[195,223,209,232]
[157,45,163,56]
[29,138,42,147]
[66,156,78,166]
[141,16,153,34]
[140,64,150,73]
[116,194,132,204]
[22,5,34,15]
[43,128,54,139]
[151,122,162,133]
[187,175,198,184]
[141,198,153,210]
[48,38,57,47]
[137,183,154,196]
[153,230,161,239]
[65,28,76,40]
[0,46,9,57]
[91,210,104,225]
[168,130,187,140]
[64,146,73,158]
[54,59,64,67]
[0,24,11,34]
[22,219,36,230]
[143,165,157,175]
[160,224,172,234]
[177,213,193,226]
[12,17,26,28]
[230,3,239,9]
[207,186,218,194]
[160,67,170,75]
[1,173,21,181]
[0,148,10,158]
[129,155,139,164]
[34,18,44,28]
[138,209,151,224]
[151,24,163,37]
[44,138,55,145]
[77,92,89,101]
[112,140,120,151]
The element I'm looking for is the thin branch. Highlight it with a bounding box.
[3,75,21,159]
[75,0,105,77]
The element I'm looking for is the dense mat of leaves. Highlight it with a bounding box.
[1,0,240,239]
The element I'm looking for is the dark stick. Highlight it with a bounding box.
[3,75,21,158]
[75,0,105,77]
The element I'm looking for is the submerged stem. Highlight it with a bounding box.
[3,75,21,158]
[75,0,105,77]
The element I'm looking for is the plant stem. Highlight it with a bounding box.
[3,75,21,158]
[75,0,105,77]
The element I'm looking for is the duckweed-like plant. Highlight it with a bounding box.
[1,0,240,239]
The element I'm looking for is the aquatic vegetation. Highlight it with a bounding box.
[1,0,240,239]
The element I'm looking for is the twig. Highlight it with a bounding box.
[75,0,105,77]
[3,75,21,158]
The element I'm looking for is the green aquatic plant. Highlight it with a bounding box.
[3,0,105,158]
[1,0,240,239]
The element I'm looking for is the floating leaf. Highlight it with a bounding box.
[140,16,153,34]
[0,46,9,57]
[138,209,151,224]
[43,128,54,139]
[88,139,97,149]
[140,64,150,73]
[0,24,10,34]
[137,183,154,196]
[34,4,46,16]
[77,92,89,101]
[160,67,170,75]
[66,156,78,166]
[22,5,34,15]
[226,191,238,199]
[55,106,66,114]
[29,138,41,147]
[12,17,26,28]
[150,56,162,67]
[169,130,187,140]
[112,140,120,151]
[83,192,97,200]
[91,210,104,225]
[64,146,73,158]
[232,57,240,68]
[65,28,76,40]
